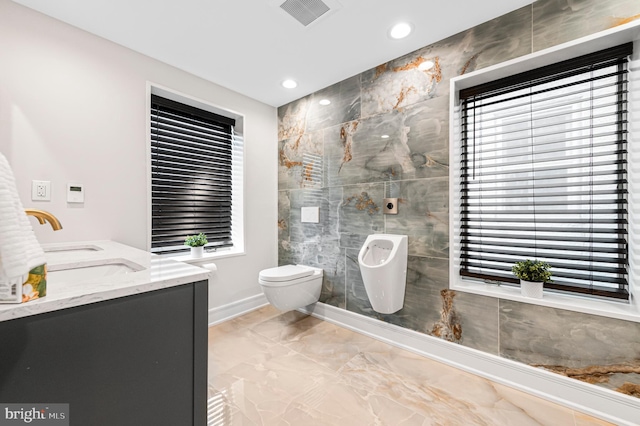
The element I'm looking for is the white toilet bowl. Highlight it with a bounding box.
[358,234,408,314]
[259,264,323,312]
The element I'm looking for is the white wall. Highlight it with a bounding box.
[0,0,278,308]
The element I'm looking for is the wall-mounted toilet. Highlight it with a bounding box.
[259,264,323,312]
[358,234,408,314]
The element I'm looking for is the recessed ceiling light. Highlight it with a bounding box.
[389,22,412,40]
[319,99,331,106]
[381,134,390,139]
[418,60,435,71]
[282,79,298,89]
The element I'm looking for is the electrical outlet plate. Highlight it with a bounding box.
[31,180,51,201]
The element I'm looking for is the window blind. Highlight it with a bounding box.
[150,95,236,253]
[458,43,632,300]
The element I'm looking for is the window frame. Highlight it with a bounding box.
[146,84,245,260]
[449,22,640,322]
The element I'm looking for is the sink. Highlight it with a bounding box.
[44,244,103,253]
[48,259,145,284]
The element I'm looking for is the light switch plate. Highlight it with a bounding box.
[301,206,320,223]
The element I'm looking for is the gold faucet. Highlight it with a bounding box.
[25,209,63,231]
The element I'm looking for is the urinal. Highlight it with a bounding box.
[357,234,408,314]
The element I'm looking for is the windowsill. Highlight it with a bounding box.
[451,278,640,323]
[161,247,245,265]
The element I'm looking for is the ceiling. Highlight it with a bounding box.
[12,0,535,107]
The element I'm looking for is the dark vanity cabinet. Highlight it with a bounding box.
[0,280,208,426]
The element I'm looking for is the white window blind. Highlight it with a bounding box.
[458,43,631,300]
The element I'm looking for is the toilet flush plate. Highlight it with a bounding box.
[301,206,320,223]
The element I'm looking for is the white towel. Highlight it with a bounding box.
[0,152,46,292]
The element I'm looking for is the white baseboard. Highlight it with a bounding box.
[208,294,268,326]
[299,302,640,426]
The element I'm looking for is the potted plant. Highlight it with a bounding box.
[511,259,552,299]
[184,233,208,258]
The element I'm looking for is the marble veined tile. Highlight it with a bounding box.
[207,384,257,426]
[320,186,343,243]
[250,310,324,343]
[278,238,296,267]
[500,300,640,368]
[209,308,613,425]
[400,255,450,334]
[338,232,367,251]
[533,0,640,52]
[319,263,346,308]
[283,320,394,372]
[207,325,286,378]
[210,347,338,426]
[278,190,290,244]
[360,46,452,118]
[277,239,346,308]
[324,97,450,188]
[225,305,282,331]
[278,130,323,190]
[305,75,361,134]
[282,382,428,426]
[278,399,427,426]
[452,4,532,73]
[309,242,346,308]
[338,182,385,237]
[360,6,531,117]
[397,96,450,181]
[288,188,326,244]
[278,96,311,142]
[384,178,449,258]
[288,186,343,245]
[340,350,578,426]
[453,291,500,356]
[344,249,369,313]
[323,117,404,187]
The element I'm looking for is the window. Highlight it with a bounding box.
[150,94,239,254]
[456,43,632,301]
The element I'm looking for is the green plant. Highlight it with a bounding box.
[184,233,208,247]
[512,259,552,283]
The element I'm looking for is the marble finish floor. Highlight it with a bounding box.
[207,306,612,425]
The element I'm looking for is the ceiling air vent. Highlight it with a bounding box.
[280,0,331,27]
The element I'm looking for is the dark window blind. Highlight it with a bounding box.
[458,43,632,300]
[150,94,236,253]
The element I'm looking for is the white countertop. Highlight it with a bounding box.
[0,240,210,322]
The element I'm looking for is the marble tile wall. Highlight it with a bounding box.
[277,0,640,398]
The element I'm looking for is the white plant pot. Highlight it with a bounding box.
[520,279,543,299]
[190,246,204,258]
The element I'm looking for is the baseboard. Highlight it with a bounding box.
[208,294,268,326]
[299,302,640,426]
